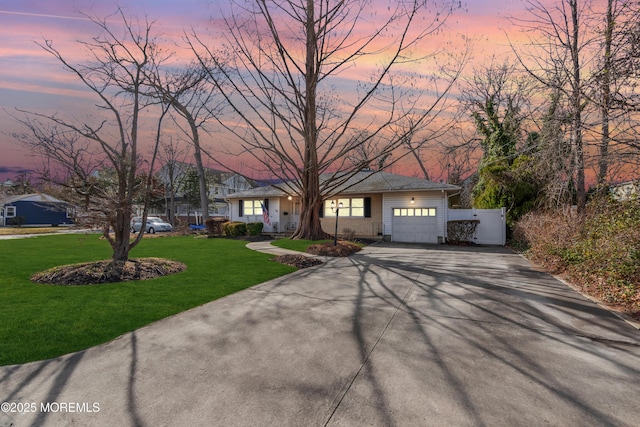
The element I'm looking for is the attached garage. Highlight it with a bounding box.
[391,207,438,243]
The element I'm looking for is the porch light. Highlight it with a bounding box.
[287,195,292,201]
[330,200,344,246]
[411,197,415,204]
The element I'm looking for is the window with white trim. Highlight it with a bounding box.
[393,208,436,217]
[324,198,365,217]
[5,206,16,218]
[243,200,263,216]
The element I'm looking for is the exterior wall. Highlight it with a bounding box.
[228,197,279,232]
[320,194,383,238]
[4,201,73,226]
[383,191,447,242]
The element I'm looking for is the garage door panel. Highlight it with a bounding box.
[392,213,437,243]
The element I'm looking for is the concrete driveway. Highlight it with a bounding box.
[1,243,639,427]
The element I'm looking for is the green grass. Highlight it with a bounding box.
[271,238,333,252]
[0,234,296,366]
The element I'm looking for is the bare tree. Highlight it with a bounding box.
[510,0,598,210]
[145,62,224,219]
[190,0,466,239]
[157,137,190,225]
[12,9,170,262]
[590,0,640,183]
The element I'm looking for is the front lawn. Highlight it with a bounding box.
[0,234,295,366]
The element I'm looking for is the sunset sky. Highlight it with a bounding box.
[0,0,532,182]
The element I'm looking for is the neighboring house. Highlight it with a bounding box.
[610,180,639,201]
[0,193,74,227]
[226,171,462,244]
[153,162,256,220]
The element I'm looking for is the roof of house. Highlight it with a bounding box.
[1,193,68,205]
[226,171,461,199]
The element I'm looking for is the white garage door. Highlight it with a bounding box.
[392,207,437,243]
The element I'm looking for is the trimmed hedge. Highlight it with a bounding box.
[247,222,264,236]
[224,221,247,236]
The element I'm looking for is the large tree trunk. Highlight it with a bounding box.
[570,0,586,211]
[291,0,330,241]
[599,0,613,186]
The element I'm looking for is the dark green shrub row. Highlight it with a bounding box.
[220,221,264,237]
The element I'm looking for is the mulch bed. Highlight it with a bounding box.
[306,241,362,257]
[273,254,323,269]
[31,258,186,285]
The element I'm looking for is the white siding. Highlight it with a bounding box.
[228,198,279,232]
[383,191,447,243]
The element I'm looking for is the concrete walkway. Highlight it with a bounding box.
[1,243,639,427]
[245,240,318,257]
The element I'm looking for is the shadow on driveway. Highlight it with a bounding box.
[1,243,638,427]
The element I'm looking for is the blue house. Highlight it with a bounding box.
[1,193,74,227]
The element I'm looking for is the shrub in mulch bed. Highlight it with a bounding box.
[306,241,362,257]
[273,254,323,269]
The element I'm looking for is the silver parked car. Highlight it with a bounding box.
[131,217,173,234]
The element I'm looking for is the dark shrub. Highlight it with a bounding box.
[205,217,227,235]
[247,222,264,236]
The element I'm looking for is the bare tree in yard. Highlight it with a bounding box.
[590,0,640,181]
[145,62,224,220]
[157,137,189,225]
[12,10,170,262]
[510,0,598,211]
[190,0,466,239]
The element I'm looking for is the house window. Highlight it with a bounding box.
[324,198,365,217]
[393,208,436,217]
[66,207,76,218]
[5,206,16,218]
[243,200,263,216]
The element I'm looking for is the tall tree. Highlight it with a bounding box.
[462,60,540,225]
[591,0,640,181]
[145,62,223,220]
[510,0,596,210]
[190,0,466,239]
[13,9,169,262]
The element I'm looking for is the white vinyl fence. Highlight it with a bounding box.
[448,208,506,245]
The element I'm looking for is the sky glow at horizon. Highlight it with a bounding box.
[0,0,527,182]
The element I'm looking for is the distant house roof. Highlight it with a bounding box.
[1,193,68,205]
[225,171,461,199]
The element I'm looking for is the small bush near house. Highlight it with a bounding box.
[247,222,264,236]
[513,197,640,318]
[447,220,479,245]
[224,221,247,236]
[7,216,26,227]
[205,217,227,235]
